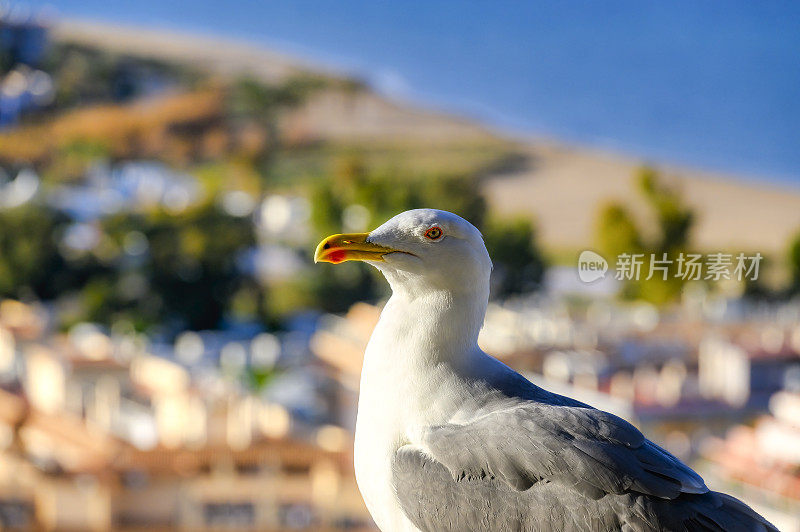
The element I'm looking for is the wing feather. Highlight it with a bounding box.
[421,402,706,499]
[391,445,778,532]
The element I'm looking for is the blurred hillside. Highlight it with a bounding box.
[58,20,800,258]
[1,17,550,332]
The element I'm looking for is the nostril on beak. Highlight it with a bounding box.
[323,242,330,249]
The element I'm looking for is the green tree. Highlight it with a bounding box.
[102,204,258,330]
[485,218,545,298]
[0,205,71,300]
[637,167,694,253]
[596,203,643,260]
[595,167,694,304]
[788,231,800,295]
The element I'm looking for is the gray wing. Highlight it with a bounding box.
[392,402,778,531]
[421,402,706,498]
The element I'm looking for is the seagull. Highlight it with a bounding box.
[315,209,777,532]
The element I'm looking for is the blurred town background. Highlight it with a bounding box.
[1,5,800,532]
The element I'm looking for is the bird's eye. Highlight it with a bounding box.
[424,226,443,240]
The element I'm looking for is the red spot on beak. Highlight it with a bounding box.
[329,249,347,264]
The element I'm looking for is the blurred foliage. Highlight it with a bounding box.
[46,140,112,183]
[193,159,264,197]
[229,74,329,118]
[261,278,316,322]
[596,204,642,260]
[485,218,545,297]
[638,167,694,253]
[0,205,69,300]
[788,231,800,296]
[247,367,279,391]
[596,167,694,304]
[100,204,259,330]
[307,153,544,310]
[0,200,268,331]
[310,154,486,237]
[307,264,382,315]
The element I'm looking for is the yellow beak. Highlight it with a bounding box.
[314,233,397,264]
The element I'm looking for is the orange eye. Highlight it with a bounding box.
[425,226,443,240]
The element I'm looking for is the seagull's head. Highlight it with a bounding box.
[315,209,492,296]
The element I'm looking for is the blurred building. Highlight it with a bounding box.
[701,389,800,532]
[0,298,373,531]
